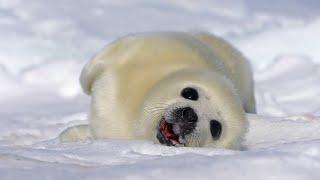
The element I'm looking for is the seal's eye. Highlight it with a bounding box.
[181,87,199,101]
[210,120,222,140]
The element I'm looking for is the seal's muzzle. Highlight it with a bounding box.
[157,107,198,146]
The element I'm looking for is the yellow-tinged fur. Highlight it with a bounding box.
[59,32,256,149]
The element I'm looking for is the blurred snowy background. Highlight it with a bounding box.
[1,0,320,100]
[1,0,320,179]
[1,0,320,103]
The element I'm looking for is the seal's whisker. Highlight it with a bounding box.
[145,103,169,112]
[146,110,163,121]
[144,106,166,114]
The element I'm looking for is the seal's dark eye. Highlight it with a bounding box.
[210,120,222,140]
[181,87,199,101]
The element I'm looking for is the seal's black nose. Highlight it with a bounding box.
[171,107,198,136]
[174,107,198,123]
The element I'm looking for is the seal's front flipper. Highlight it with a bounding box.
[59,124,93,142]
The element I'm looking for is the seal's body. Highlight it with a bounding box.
[60,32,256,150]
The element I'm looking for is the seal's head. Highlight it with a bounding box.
[136,69,248,149]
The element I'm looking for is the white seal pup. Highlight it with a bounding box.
[59,32,256,150]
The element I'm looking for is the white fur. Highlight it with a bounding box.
[59,32,256,150]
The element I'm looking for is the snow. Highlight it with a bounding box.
[1,1,320,179]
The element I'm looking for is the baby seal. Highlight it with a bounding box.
[59,32,256,150]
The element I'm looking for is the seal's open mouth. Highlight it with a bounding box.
[157,117,184,146]
[156,107,198,146]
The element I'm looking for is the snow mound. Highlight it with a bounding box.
[21,60,84,98]
[0,60,84,101]
[255,56,320,116]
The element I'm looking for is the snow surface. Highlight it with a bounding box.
[1,1,320,180]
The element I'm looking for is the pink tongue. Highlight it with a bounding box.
[160,119,180,144]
